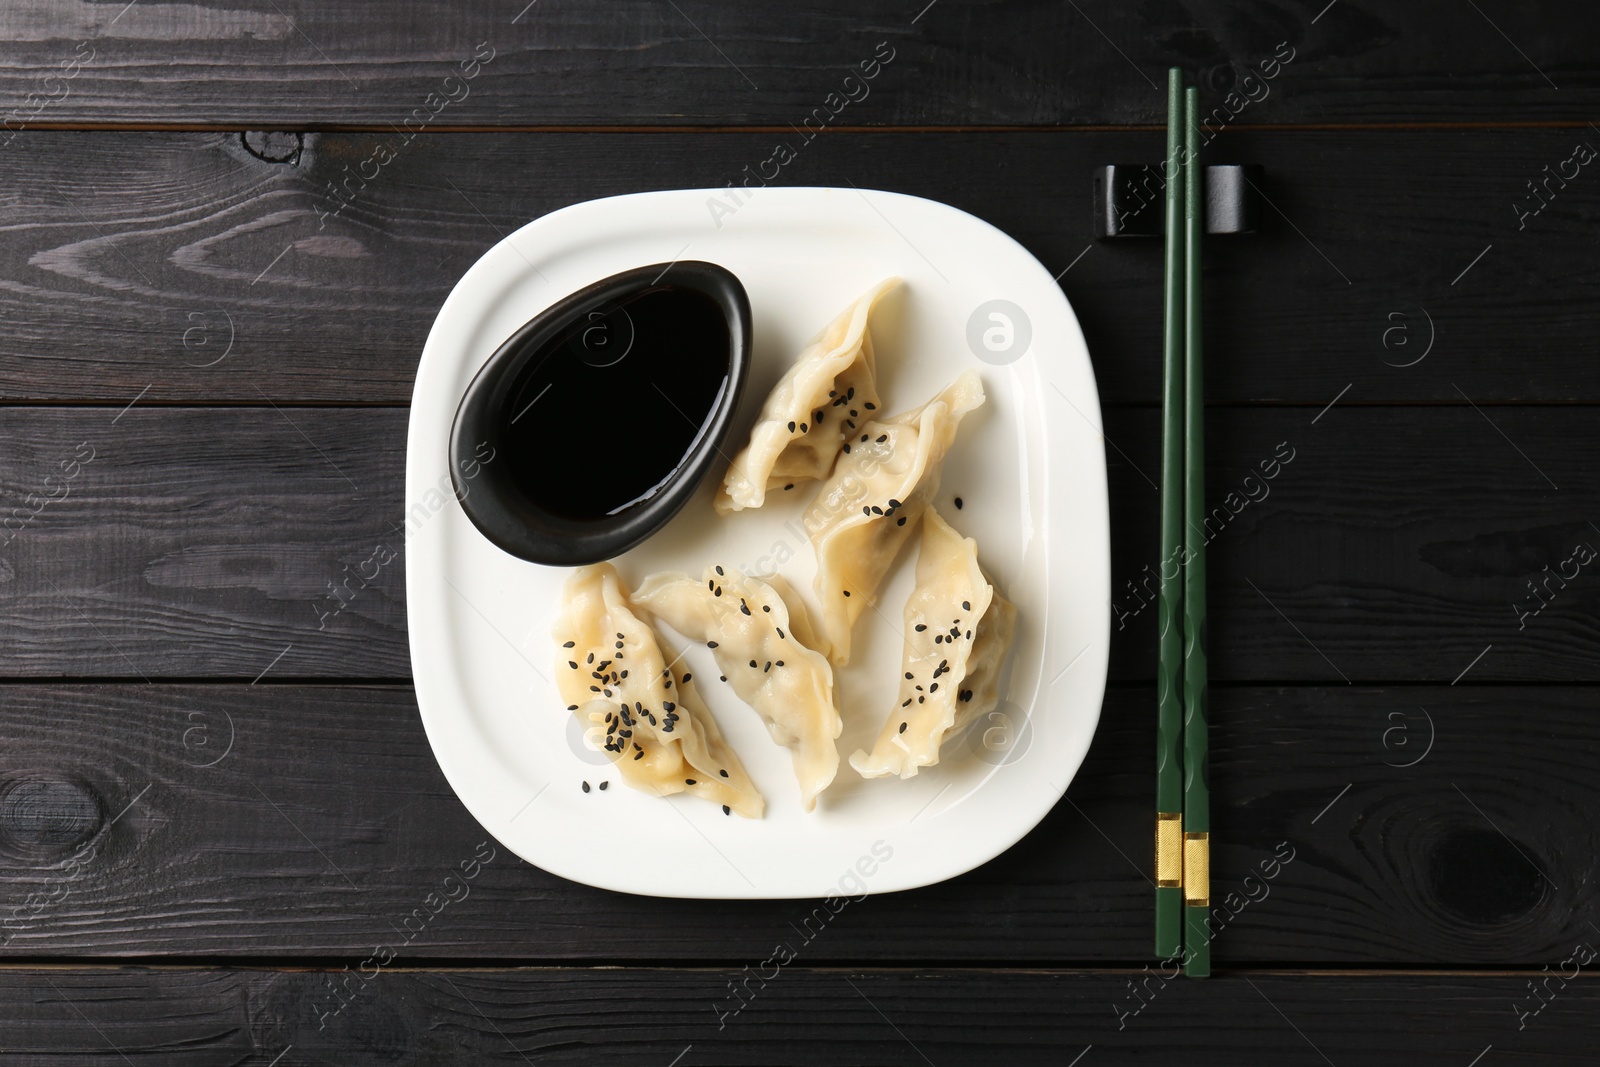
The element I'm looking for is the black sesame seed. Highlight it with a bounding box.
[763,661,772,673]
[777,627,786,639]
[682,673,692,683]
[843,443,851,454]
[720,675,727,682]
[846,387,855,399]
[740,600,751,616]
[615,641,623,649]
[784,483,795,491]
[567,704,578,711]
[905,672,914,679]
[863,506,872,516]
[842,590,851,598]
[599,781,609,791]
[902,698,912,707]
[685,778,696,785]
[715,565,725,576]
[719,769,729,778]
[787,421,796,432]
[762,604,771,613]
[935,635,944,644]
[562,641,575,648]
[723,805,731,816]
[864,402,876,410]
[800,423,808,432]
[915,624,927,632]
[954,497,963,509]
[962,600,971,611]
[967,630,973,640]
[876,434,888,443]
[589,685,600,692]
[930,682,939,692]
[888,498,902,508]
[897,517,906,526]
[899,721,908,734]
[749,659,758,668]
[707,641,718,648]
[776,660,784,667]
[587,653,595,664]
[634,750,644,760]
[581,781,590,793]
[663,702,675,712]
[918,695,925,703]
[568,661,579,670]
[871,505,883,515]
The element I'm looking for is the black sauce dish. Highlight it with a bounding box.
[449,261,750,566]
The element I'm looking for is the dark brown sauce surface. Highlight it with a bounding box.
[500,285,729,521]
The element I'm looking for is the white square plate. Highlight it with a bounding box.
[406,187,1109,898]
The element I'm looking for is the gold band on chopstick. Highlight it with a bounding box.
[1156,812,1183,888]
[1183,832,1210,906]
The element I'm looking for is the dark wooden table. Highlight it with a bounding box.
[2,2,1597,1062]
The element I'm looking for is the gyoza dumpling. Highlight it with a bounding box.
[804,371,985,664]
[635,565,841,811]
[716,278,898,513]
[850,509,1017,779]
[553,563,764,818]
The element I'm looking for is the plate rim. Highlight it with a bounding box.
[405,185,1111,898]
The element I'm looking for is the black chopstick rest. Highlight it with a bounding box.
[1094,164,1263,239]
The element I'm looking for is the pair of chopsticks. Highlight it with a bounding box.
[1154,67,1211,979]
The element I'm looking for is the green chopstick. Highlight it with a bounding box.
[1153,66,1186,960]
[1181,85,1212,979]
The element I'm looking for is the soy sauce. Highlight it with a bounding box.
[499,285,730,521]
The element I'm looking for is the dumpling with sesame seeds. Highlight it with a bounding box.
[850,508,1016,780]
[553,563,764,818]
[804,370,985,665]
[715,278,898,514]
[635,565,842,812]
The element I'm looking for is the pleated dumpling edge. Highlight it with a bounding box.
[716,277,900,514]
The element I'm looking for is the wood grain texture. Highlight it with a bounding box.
[0,129,1598,404]
[1,405,1594,683]
[0,683,1593,964]
[1105,406,1600,684]
[4,965,1597,1065]
[0,406,407,679]
[0,1,1597,126]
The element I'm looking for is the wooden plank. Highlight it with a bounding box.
[0,684,1593,964]
[0,129,1598,404]
[2,965,1595,1064]
[1,405,1593,683]
[1105,405,1600,684]
[0,408,407,679]
[0,1,1597,126]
